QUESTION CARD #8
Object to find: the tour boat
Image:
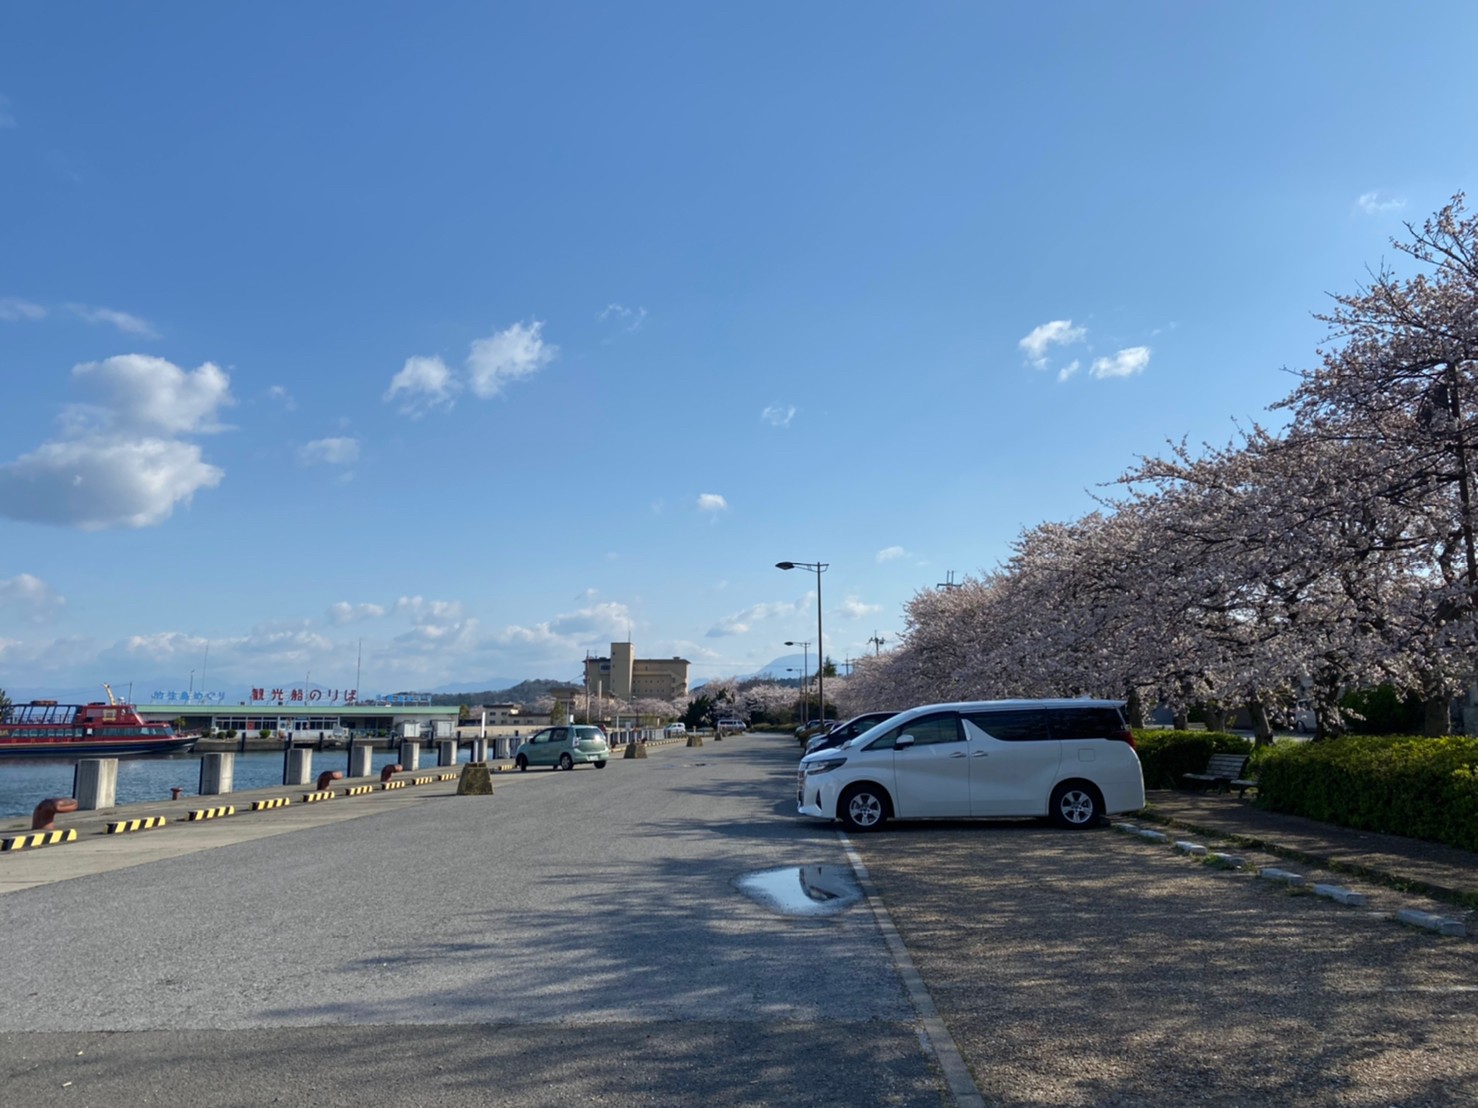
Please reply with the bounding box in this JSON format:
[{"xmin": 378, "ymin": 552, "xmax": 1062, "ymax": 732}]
[{"xmin": 0, "ymin": 694, "xmax": 197, "ymax": 759}]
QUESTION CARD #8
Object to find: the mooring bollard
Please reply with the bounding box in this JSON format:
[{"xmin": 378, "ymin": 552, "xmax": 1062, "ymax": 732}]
[
  {"xmin": 316, "ymin": 770, "xmax": 343, "ymax": 791},
  {"xmin": 199, "ymin": 751, "xmax": 234, "ymax": 796},
  {"xmin": 32, "ymin": 797, "xmax": 78, "ymax": 831},
  {"xmin": 170, "ymin": 787, "xmax": 183, "ymax": 800},
  {"xmin": 380, "ymin": 763, "xmax": 403, "ymax": 783},
  {"xmin": 285, "ymin": 747, "xmax": 313, "ymax": 786},
  {"xmin": 74, "ymin": 758, "xmax": 119, "ymax": 810}
]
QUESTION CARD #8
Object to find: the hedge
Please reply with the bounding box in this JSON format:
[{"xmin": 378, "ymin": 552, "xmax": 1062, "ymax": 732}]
[
  {"xmin": 1132, "ymin": 730, "xmax": 1252, "ymax": 790},
  {"xmin": 1253, "ymin": 735, "xmax": 1478, "ymax": 853}
]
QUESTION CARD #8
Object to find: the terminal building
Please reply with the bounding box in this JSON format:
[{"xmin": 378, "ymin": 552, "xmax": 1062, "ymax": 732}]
[
  {"xmin": 582, "ymin": 643, "xmax": 689, "ymax": 702},
  {"xmin": 135, "ymin": 691, "xmax": 459, "ymax": 740}
]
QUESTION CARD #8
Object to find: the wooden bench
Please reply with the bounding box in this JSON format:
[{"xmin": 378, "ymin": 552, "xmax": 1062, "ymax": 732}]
[{"xmin": 1181, "ymin": 754, "xmax": 1257, "ymax": 796}]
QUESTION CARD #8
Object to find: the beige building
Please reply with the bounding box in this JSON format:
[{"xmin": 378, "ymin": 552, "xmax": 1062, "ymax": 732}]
[{"xmin": 583, "ymin": 642, "xmax": 690, "ymax": 702}]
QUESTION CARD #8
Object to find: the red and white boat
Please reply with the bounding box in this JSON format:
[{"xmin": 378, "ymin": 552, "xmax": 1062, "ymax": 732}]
[{"xmin": 0, "ymin": 692, "xmax": 196, "ymax": 759}]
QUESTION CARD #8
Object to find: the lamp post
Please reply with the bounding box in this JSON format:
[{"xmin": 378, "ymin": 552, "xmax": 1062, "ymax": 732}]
[
  {"xmin": 786, "ymin": 667, "xmax": 809, "ymax": 724},
  {"xmin": 777, "ymin": 561, "xmax": 828, "ymax": 723},
  {"xmin": 785, "ymin": 640, "xmax": 810, "ymax": 722}
]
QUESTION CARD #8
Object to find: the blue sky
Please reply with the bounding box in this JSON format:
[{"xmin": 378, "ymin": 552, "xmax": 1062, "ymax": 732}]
[{"xmin": 2, "ymin": 2, "xmax": 1476, "ymax": 698}]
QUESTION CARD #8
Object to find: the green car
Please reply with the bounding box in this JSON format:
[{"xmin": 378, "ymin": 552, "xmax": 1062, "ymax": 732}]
[{"xmin": 514, "ymin": 725, "xmax": 611, "ymax": 771}]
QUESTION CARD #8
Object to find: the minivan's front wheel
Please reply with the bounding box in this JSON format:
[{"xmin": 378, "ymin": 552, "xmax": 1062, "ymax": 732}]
[
  {"xmin": 558, "ymin": 753, "xmax": 574, "ymax": 771},
  {"xmin": 1050, "ymin": 781, "xmax": 1102, "ymax": 828},
  {"xmin": 838, "ymin": 784, "xmax": 889, "ymax": 832}
]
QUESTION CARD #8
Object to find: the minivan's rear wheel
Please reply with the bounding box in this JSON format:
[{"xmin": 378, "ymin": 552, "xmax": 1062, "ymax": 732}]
[
  {"xmin": 838, "ymin": 784, "xmax": 889, "ymax": 832},
  {"xmin": 1050, "ymin": 782, "xmax": 1102, "ymax": 828},
  {"xmin": 558, "ymin": 753, "xmax": 574, "ymax": 771},
  {"xmin": 515, "ymin": 755, "xmax": 528, "ymax": 772}
]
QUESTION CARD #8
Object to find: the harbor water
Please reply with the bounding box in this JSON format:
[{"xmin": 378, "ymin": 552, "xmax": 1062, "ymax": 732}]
[{"xmin": 0, "ymin": 749, "xmax": 416, "ymax": 820}]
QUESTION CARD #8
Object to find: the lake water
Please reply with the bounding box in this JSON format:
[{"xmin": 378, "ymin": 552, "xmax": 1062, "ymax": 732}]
[{"xmin": 0, "ymin": 749, "xmax": 418, "ymax": 819}]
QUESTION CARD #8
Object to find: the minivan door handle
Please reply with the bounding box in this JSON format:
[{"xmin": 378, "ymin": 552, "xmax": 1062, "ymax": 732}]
[
  {"xmin": 949, "ymin": 751, "xmax": 967, "ymax": 758},
  {"xmin": 972, "ymin": 751, "xmax": 989, "ymax": 757}
]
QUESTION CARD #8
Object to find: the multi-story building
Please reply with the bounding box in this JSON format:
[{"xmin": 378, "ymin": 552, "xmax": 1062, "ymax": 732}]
[{"xmin": 583, "ymin": 642, "xmax": 689, "ymax": 702}]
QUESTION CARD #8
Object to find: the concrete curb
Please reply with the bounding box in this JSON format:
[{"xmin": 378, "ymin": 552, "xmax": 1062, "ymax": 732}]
[{"xmin": 105, "ymin": 816, "xmax": 167, "ymax": 835}]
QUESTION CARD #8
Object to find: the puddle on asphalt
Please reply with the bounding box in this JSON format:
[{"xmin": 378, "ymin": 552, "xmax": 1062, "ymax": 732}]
[{"xmin": 734, "ymin": 865, "xmax": 862, "ymax": 917}]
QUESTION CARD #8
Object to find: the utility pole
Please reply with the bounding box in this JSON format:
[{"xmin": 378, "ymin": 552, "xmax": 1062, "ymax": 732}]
[
  {"xmin": 937, "ymin": 570, "xmax": 961, "ymax": 590},
  {"xmin": 867, "ymin": 631, "xmax": 887, "ymax": 655}
]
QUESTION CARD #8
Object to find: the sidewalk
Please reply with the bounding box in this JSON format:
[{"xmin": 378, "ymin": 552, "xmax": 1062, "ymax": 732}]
[{"xmin": 1138, "ymin": 789, "xmax": 1478, "ymax": 907}]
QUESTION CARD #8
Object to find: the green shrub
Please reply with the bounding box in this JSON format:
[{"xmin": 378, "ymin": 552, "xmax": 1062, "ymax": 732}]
[
  {"xmin": 1339, "ymin": 684, "xmax": 1424, "ymax": 735},
  {"xmin": 1133, "ymin": 730, "xmax": 1252, "ymax": 790},
  {"xmin": 1255, "ymin": 735, "xmax": 1478, "ymax": 852}
]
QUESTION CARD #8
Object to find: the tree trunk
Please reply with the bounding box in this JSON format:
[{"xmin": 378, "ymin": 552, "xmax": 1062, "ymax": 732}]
[
  {"xmin": 1172, "ymin": 708, "xmax": 1189, "ymax": 731},
  {"xmin": 1124, "ymin": 686, "xmax": 1145, "ymax": 728},
  {"xmin": 1422, "ymin": 695, "xmax": 1449, "ymax": 737},
  {"xmin": 1203, "ymin": 706, "xmax": 1229, "ymax": 734},
  {"xmin": 1245, "ymin": 697, "xmax": 1274, "ymax": 748}
]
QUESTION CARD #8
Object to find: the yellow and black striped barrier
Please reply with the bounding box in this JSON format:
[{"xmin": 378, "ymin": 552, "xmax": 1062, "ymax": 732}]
[
  {"xmin": 437, "ymin": 773, "xmax": 458, "ymax": 781},
  {"xmin": 410, "ymin": 776, "xmax": 434, "ymax": 786},
  {"xmin": 301, "ymin": 790, "xmax": 335, "ymax": 803},
  {"xmin": 381, "ymin": 780, "xmax": 406, "ymax": 790},
  {"xmin": 343, "ymin": 785, "xmax": 375, "ymax": 796},
  {"xmin": 251, "ymin": 797, "xmax": 292, "ymax": 811},
  {"xmin": 1, "ymin": 828, "xmax": 78, "ymax": 851},
  {"xmin": 107, "ymin": 816, "xmax": 167, "ymax": 834},
  {"xmin": 186, "ymin": 806, "xmax": 236, "ymax": 821}
]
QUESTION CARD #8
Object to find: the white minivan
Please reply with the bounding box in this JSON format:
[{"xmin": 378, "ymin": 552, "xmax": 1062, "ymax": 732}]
[{"xmin": 796, "ymin": 699, "xmax": 1145, "ymax": 831}]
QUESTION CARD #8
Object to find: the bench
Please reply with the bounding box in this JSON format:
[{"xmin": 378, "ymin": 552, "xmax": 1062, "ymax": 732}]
[{"xmin": 1181, "ymin": 754, "xmax": 1257, "ymax": 797}]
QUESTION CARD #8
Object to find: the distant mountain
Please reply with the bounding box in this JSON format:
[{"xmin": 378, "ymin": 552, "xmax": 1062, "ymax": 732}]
[{"xmin": 429, "ymin": 679, "xmax": 570, "ymax": 707}]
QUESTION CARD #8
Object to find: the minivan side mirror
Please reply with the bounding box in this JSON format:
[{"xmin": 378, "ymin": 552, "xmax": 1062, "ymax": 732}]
[{"xmin": 895, "ymin": 734, "xmax": 915, "ymax": 748}]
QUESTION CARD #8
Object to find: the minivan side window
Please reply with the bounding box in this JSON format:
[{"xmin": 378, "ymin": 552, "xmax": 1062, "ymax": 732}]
[
  {"xmin": 1046, "ymin": 707, "xmax": 1123, "ymax": 740},
  {"xmin": 867, "ymin": 713, "xmax": 960, "ymax": 750},
  {"xmin": 963, "ymin": 709, "xmax": 1050, "ymax": 742}
]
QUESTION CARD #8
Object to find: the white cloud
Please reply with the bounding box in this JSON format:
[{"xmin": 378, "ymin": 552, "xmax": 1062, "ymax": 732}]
[
  {"xmin": 0, "ymin": 298, "xmax": 45, "ymax": 321},
  {"xmin": 696, "ymin": 493, "xmax": 728, "ymax": 513},
  {"xmin": 299, "ymin": 437, "xmax": 360, "ymax": 466},
  {"xmin": 876, "ymin": 546, "xmax": 906, "ymax": 563},
  {"xmin": 0, "ymin": 437, "xmax": 224, "ymax": 529},
  {"xmin": 1089, "ymin": 346, "xmax": 1151, "ymax": 379},
  {"xmin": 598, "ymin": 304, "xmax": 647, "ymax": 332},
  {"xmin": 327, "ymin": 601, "xmax": 386, "ymax": 625},
  {"xmin": 0, "ymin": 356, "xmax": 232, "ymax": 530},
  {"xmin": 496, "ymin": 601, "xmax": 631, "ymax": 650},
  {"xmin": 1357, "ymin": 191, "xmax": 1405, "ymax": 215},
  {"xmin": 266, "ymin": 384, "xmax": 297, "ymax": 411},
  {"xmin": 836, "ymin": 595, "xmax": 882, "ymax": 619},
  {"xmin": 394, "ymin": 596, "xmax": 466, "ymax": 625},
  {"xmin": 706, "ymin": 597, "xmax": 808, "ymax": 638},
  {"xmin": 0, "ymin": 94, "xmax": 15, "ymax": 128},
  {"xmin": 384, "ymin": 354, "xmax": 458, "ymax": 415},
  {"xmin": 1018, "ymin": 320, "xmax": 1087, "ymax": 369},
  {"xmin": 1057, "ymin": 359, "xmax": 1081, "ymax": 383},
  {"xmin": 762, "ymin": 404, "xmax": 796, "ymax": 428},
  {"xmin": 0, "ymin": 573, "xmax": 65, "ymax": 622},
  {"xmin": 70, "ymin": 356, "xmax": 233, "ymax": 436},
  {"xmin": 467, "ymin": 320, "xmax": 557, "ymax": 398},
  {"xmin": 67, "ymin": 304, "xmax": 160, "ymax": 339}
]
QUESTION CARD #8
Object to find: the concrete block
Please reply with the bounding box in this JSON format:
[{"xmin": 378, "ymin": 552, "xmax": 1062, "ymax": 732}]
[
  {"xmin": 1207, "ymin": 853, "xmax": 1248, "ymax": 868},
  {"xmin": 1313, "ymin": 884, "xmax": 1368, "ymax": 907},
  {"xmin": 456, "ymin": 762, "xmax": 494, "ymax": 795},
  {"xmin": 74, "ymin": 758, "xmax": 118, "ymax": 810},
  {"xmin": 199, "ymin": 752, "xmax": 234, "ymax": 795},
  {"xmin": 686, "ymin": 734, "xmax": 704, "ymax": 747},
  {"xmin": 285, "ymin": 747, "xmax": 313, "ymax": 786},
  {"xmin": 1174, "ymin": 841, "xmax": 1208, "ymax": 856},
  {"xmin": 624, "ymin": 740, "xmax": 647, "ymax": 759},
  {"xmin": 438, "ymin": 740, "xmax": 457, "ymax": 767},
  {"xmin": 348, "ymin": 743, "xmax": 373, "ymax": 778},
  {"xmin": 1396, "ymin": 909, "xmax": 1467, "ymax": 937},
  {"xmin": 1258, "ymin": 867, "xmax": 1306, "ymax": 886},
  {"xmin": 495, "ymin": 736, "xmax": 513, "ymax": 760},
  {"xmin": 399, "ymin": 741, "xmax": 420, "ymax": 771},
  {"xmin": 1112, "ymin": 822, "xmax": 1139, "ymax": 833},
  {"xmin": 1136, "ymin": 829, "xmax": 1169, "ymax": 842}
]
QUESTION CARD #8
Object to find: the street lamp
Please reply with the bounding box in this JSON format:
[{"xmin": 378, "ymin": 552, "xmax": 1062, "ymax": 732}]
[
  {"xmin": 777, "ymin": 561, "xmax": 828, "ymax": 723},
  {"xmin": 785, "ymin": 667, "xmax": 809, "ymax": 724},
  {"xmin": 785, "ymin": 640, "xmax": 810, "ymax": 721}
]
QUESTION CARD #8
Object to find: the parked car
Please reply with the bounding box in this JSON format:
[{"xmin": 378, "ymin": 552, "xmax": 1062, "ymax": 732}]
[
  {"xmin": 804, "ymin": 711, "xmax": 901, "ymax": 755},
  {"xmin": 663, "ymin": 722, "xmax": 687, "ymax": 737},
  {"xmin": 794, "ymin": 719, "xmax": 831, "ymax": 742},
  {"xmin": 716, "ymin": 718, "xmax": 746, "ymax": 731},
  {"xmin": 796, "ymin": 699, "xmax": 1144, "ymax": 832},
  {"xmin": 514, "ymin": 725, "xmax": 610, "ymax": 770}
]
